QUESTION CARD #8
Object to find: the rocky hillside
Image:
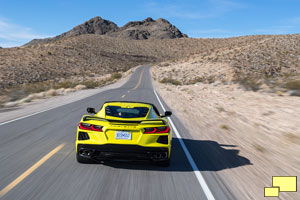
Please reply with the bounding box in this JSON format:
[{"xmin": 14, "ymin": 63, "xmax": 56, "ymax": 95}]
[
  {"xmin": 107, "ymin": 17, "xmax": 187, "ymax": 40},
  {"xmin": 0, "ymin": 35, "xmax": 199, "ymax": 89},
  {"xmin": 1, "ymin": 15, "xmax": 300, "ymax": 105},
  {"xmin": 2, "ymin": 34, "xmax": 300, "ymax": 90},
  {"xmin": 155, "ymin": 34, "xmax": 300, "ymax": 93},
  {"xmin": 26, "ymin": 16, "xmax": 187, "ymax": 46}
]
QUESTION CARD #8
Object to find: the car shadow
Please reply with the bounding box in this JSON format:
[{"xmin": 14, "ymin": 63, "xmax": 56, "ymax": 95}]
[{"xmin": 99, "ymin": 138, "xmax": 252, "ymax": 172}]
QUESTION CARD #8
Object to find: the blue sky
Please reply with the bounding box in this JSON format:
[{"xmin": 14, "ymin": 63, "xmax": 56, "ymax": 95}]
[{"xmin": 1, "ymin": 0, "xmax": 300, "ymax": 47}]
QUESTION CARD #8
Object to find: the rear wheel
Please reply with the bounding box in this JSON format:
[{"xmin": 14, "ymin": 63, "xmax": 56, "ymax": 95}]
[{"xmin": 76, "ymin": 153, "xmax": 93, "ymax": 164}]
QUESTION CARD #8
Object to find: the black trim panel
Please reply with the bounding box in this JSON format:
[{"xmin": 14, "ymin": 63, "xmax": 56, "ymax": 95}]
[{"xmin": 77, "ymin": 144, "xmax": 168, "ymax": 161}]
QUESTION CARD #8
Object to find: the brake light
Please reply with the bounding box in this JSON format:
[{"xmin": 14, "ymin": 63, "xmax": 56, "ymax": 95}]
[
  {"xmin": 91, "ymin": 125, "xmax": 103, "ymax": 132},
  {"xmin": 78, "ymin": 123, "xmax": 103, "ymax": 132},
  {"xmin": 79, "ymin": 123, "xmax": 92, "ymax": 130},
  {"xmin": 144, "ymin": 126, "xmax": 170, "ymax": 134},
  {"xmin": 144, "ymin": 127, "xmax": 157, "ymax": 133}
]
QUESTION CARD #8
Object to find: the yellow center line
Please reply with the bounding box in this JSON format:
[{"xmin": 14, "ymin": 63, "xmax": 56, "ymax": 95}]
[
  {"xmin": 131, "ymin": 67, "xmax": 145, "ymax": 90},
  {"xmin": 121, "ymin": 95, "xmax": 126, "ymax": 98},
  {"xmin": 0, "ymin": 143, "xmax": 65, "ymax": 199}
]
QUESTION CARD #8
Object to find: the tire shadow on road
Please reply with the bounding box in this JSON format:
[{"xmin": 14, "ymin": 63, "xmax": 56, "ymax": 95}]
[{"xmin": 99, "ymin": 138, "xmax": 252, "ymax": 172}]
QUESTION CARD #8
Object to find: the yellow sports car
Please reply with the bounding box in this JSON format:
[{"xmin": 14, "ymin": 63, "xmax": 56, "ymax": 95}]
[{"xmin": 76, "ymin": 101, "xmax": 172, "ymax": 166}]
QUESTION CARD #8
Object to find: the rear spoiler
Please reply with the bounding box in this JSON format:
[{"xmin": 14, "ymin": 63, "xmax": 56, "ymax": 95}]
[{"xmin": 82, "ymin": 115, "xmax": 166, "ymax": 125}]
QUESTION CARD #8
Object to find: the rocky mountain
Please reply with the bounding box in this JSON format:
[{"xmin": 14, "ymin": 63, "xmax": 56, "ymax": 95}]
[
  {"xmin": 26, "ymin": 16, "xmax": 187, "ymax": 46},
  {"xmin": 63, "ymin": 17, "xmax": 118, "ymax": 36},
  {"xmin": 107, "ymin": 17, "xmax": 187, "ymax": 40},
  {"xmin": 26, "ymin": 17, "xmax": 118, "ymax": 46}
]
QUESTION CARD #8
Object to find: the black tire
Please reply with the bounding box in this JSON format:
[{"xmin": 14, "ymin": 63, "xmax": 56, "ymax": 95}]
[{"xmin": 76, "ymin": 153, "xmax": 93, "ymax": 164}]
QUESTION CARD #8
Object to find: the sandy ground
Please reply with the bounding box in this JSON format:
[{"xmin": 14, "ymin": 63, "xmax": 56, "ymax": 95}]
[
  {"xmin": 152, "ymin": 66, "xmax": 300, "ymax": 200},
  {"xmin": 0, "ymin": 66, "xmax": 139, "ymax": 124}
]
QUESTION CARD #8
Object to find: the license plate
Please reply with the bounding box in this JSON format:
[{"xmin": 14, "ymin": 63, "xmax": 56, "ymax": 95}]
[{"xmin": 115, "ymin": 131, "xmax": 132, "ymax": 140}]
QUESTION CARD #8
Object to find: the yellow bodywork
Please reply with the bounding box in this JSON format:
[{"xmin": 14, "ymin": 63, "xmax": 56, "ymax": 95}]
[{"xmin": 76, "ymin": 102, "xmax": 172, "ymax": 158}]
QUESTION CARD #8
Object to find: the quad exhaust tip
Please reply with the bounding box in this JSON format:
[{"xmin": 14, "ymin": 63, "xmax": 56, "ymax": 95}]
[
  {"xmin": 152, "ymin": 152, "xmax": 168, "ymax": 161},
  {"xmin": 79, "ymin": 149, "xmax": 94, "ymax": 158}
]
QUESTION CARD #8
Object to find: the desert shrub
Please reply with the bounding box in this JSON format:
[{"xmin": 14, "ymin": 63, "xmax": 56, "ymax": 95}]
[
  {"xmin": 187, "ymin": 77, "xmax": 204, "ymax": 85},
  {"xmin": 242, "ymin": 78, "xmax": 262, "ymax": 91},
  {"xmin": 121, "ymin": 66, "xmax": 131, "ymax": 72},
  {"xmin": 111, "ymin": 72, "xmax": 122, "ymax": 80},
  {"xmin": 54, "ymin": 80, "xmax": 77, "ymax": 89},
  {"xmin": 161, "ymin": 62, "xmax": 170, "ymax": 67},
  {"xmin": 234, "ymin": 73, "xmax": 262, "ymax": 91},
  {"xmin": 285, "ymin": 80, "xmax": 300, "ymax": 90},
  {"xmin": 46, "ymin": 89, "xmax": 58, "ymax": 96},
  {"xmin": 7, "ymin": 89, "xmax": 27, "ymax": 101},
  {"xmin": 217, "ymin": 106, "xmax": 225, "ymax": 112},
  {"xmin": 23, "ymin": 82, "xmax": 50, "ymax": 93},
  {"xmin": 160, "ymin": 78, "xmax": 182, "ymax": 85},
  {"xmin": 6, "ymin": 82, "xmax": 51, "ymax": 101},
  {"xmin": 81, "ymin": 80, "xmax": 100, "ymax": 89},
  {"xmin": 220, "ymin": 124, "xmax": 230, "ymax": 130},
  {"xmin": 207, "ymin": 76, "xmax": 216, "ymax": 84}
]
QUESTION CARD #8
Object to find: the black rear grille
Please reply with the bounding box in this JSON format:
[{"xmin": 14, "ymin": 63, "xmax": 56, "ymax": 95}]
[
  {"xmin": 157, "ymin": 136, "xmax": 168, "ymax": 144},
  {"xmin": 78, "ymin": 132, "xmax": 89, "ymax": 140}
]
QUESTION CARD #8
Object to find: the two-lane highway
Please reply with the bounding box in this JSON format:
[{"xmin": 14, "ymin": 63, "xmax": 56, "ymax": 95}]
[{"xmin": 0, "ymin": 65, "xmax": 237, "ymax": 200}]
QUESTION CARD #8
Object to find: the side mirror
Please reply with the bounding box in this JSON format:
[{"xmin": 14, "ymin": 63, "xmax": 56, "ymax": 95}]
[
  {"xmin": 161, "ymin": 111, "xmax": 172, "ymax": 117},
  {"xmin": 87, "ymin": 107, "xmax": 96, "ymax": 114}
]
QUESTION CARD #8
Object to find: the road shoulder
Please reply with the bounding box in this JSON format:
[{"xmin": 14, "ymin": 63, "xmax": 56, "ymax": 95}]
[{"xmin": 0, "ymin": 68, "xmax": 135, "ymax": 124}]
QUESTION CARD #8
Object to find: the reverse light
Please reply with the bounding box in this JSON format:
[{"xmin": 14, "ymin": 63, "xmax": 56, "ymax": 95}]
[
  {"xmin": 144, "ymin": 126, "xmax": 170, "ymax": 134},
  {"xmin": 79, "ymin": 123, "xmax": 103, "ymax": 132}
]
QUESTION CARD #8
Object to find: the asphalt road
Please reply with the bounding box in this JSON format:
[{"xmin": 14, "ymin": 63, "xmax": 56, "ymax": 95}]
[{"xmin": 0, "ymin": 65, "xmax": 238, "ymax": 200}]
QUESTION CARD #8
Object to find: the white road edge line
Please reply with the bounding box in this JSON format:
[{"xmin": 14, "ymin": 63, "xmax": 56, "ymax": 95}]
[
  {"xmin": 0, "ymin": 92, "xmax": 100, "ymax": 126},
  {"xmin": 153, "ymin": 89, "xmax": 215, "ymax": 200}
]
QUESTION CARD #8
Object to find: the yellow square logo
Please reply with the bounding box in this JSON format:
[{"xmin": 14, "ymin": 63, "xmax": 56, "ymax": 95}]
[
  {"xmin": 273, "ymin": 176, "xmax": 297, "ymax": 192},
  {"xmin": 264, "ymin": 187, "xmax": 279, "ymax": 197}
]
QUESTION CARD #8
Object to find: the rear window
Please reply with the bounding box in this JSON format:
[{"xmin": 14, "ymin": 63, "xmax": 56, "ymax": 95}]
[{"xmin": 105, "ymin": 106, "xmax": 149, "ymax": 118}]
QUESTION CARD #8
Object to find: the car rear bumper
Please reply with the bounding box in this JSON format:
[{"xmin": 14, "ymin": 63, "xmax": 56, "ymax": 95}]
[{"xmin": 77, "ymin": 144, "xmax": 169, "ymax": 161}]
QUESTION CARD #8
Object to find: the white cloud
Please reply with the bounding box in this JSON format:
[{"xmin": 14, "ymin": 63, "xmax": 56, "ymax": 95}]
[{"xmin": 0, "ymin": 18, "xmax": 51, "ymax": 47}]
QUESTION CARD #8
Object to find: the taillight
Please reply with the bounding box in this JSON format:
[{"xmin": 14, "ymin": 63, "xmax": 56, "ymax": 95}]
[
  {"xmin": 144, "ymin": 127, "xmax": 156, "ymax": 133},
  {"xmin": 91, "ymin": 125, "xmax": 103, "ymax": 132},
  {"xmin": 78, "ymin": 123, "xmax": 103, "ymax": 132},
  {"xmin": 156, "ymin": 126, "xmax": 170, "ymax": 133},
  {"xmin": 79, "ymin": 123, "xmax": 92, "ymax": 130},
  {"xmin": 144, "ymin": 126, "xmax": 170, "ymax": 134}
]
